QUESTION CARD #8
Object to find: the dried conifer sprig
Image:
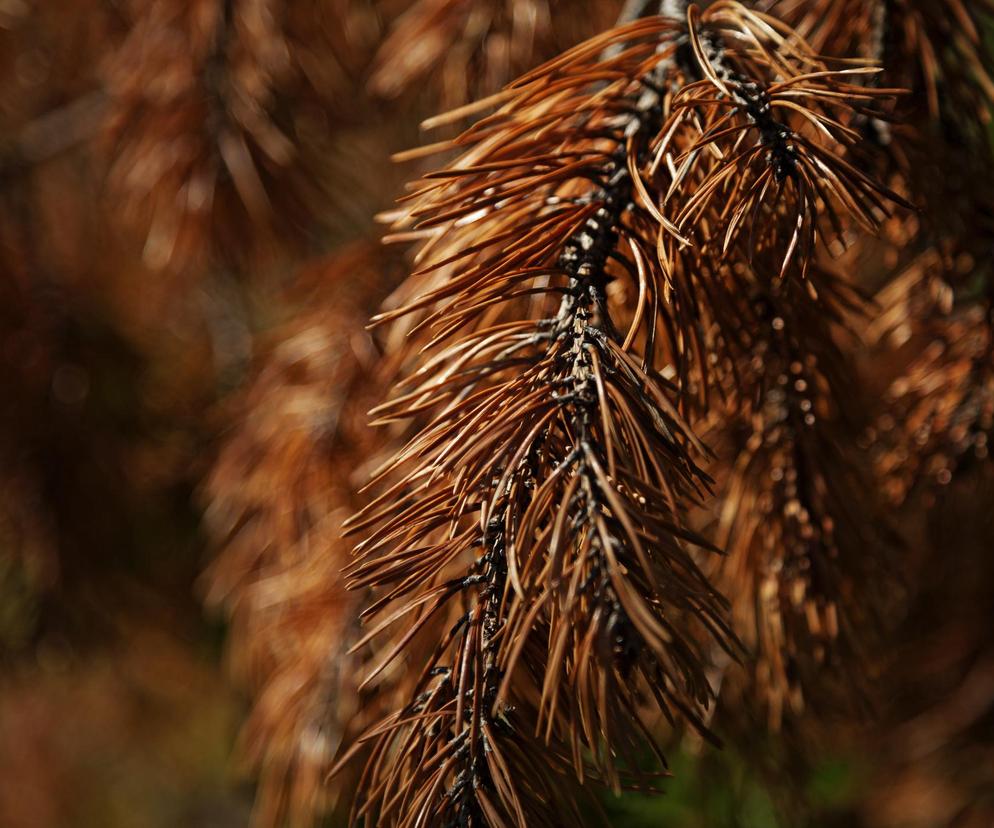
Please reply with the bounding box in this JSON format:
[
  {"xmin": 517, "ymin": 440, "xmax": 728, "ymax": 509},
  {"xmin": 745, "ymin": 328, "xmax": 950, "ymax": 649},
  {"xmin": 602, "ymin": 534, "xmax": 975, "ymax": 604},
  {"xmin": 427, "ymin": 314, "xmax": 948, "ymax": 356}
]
[
  {"xmin": 762, "ymin": 0, "xmax": 994, "ymax": 126},
  {"xmin": 370, "ymin": 0, "xmax": 547, "ymax": 103},
  {"xmin": 367, "ymin": 0, "xmax": 622, "ymax": 107},
  {"xmin": 344, "ymin": 4, "xmax": 907, "ymax": 824},
  {"xmin": 856, "ymin": 0, "xmax": 994, "ymax": 502},
  {"xmin": 873, "ymin": 267, "xmax": 994, "ymax": 500},
  {"xmin": 202, "ymin": 246, "xmax": 392, "ymax": 827},
  {"xmin": 633, "ymin": 2, "xmax": 906, "ymax": 410},
  {"xmin": 348, "ymin": 13, "xmax": 728, "ymax": 825},
  {"xmin": 704, "ymin": 258, "xmax": 892, "ymax": 726},
  {"xmin": 343, "ymin": 494, "xmax": 599, "ymax": 826},
  {"xmin": 104, "ymin": 0, "xmax": 358, "ymax": 269},
  {"xmin": 662, "ymin": 5, "xmax": 900, "ymax": 258}
]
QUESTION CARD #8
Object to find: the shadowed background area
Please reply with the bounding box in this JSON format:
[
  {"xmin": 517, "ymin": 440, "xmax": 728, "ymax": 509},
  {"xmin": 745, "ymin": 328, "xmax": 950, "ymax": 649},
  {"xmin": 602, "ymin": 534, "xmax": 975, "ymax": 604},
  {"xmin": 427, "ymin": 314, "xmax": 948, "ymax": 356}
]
[{"xmin": 0, "ymin": 1, "xmax": 992, "ymax": 826}]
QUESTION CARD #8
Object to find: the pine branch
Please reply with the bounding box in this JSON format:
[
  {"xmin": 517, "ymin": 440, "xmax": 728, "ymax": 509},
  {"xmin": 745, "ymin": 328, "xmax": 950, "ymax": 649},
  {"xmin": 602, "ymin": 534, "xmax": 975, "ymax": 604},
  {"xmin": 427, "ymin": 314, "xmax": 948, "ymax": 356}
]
[
  {"xmin": 632, "ymin": 1, "xmax": 906, "ymax": 413},
  {"xmin": 762, "ymin": 0, "xmax": 994, "ymax": 128},
  {"xmin": 368, "ymin": 0, "xmax": 614, "ymax": 105},
  {"xmin": 705, "ymin": 259, "xmax": 894, "ymax": 725},
  {"xmin": 202, "ymin": 244, "xmax": 394, "ymax": 827},
  {"xmin": 348, "ymin": 15, "xmax": 726, "ymax": 825},
  {"xmin": 344, "ymin": 3, "xmax": 905, "ymax": 824},
  {"xmin": 102, "ymin": 0, "xmax": 358, "ymax": 271},
  {"xmin": 847, "ymin": 1, "xmax": 994, "ymax": 501}
]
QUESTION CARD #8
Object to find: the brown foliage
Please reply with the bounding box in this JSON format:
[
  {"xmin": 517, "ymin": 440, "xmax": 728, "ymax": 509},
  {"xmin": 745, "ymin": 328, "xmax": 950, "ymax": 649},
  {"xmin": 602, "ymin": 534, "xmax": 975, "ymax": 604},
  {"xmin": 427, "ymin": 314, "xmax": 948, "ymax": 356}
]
[
  {"xmin": 765, "ymin": 0, "xmax": 994, "ymax": 124},
  {"xmin": 3, "ymin": 1, "xmax": 994, "ymax": 827},
  {"xmin": 702, "ymin": 264, "xmax": 892, "ymax": 726},
  {"xmin": 368, "ymin": 0, "xmax": 619, "ymax": 105},
  {"xmin": 202, "ymin": 243, "xmax": 397, "ymax": 825},
  {"xmin": 342, "ymin": 3, "xmax": 908, "ymax": 823},
  {"xmin": 102, "ymin": 0, "xmax": 372, "ymax": 271}
]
